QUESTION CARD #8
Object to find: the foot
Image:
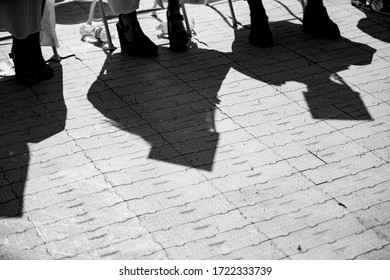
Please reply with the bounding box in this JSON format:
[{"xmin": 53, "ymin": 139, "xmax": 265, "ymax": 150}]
[
  {"xmin": 167, "ymin": 11, "xmax": 189, "ymax": 52},
  {"xmin": 303, "ymin": 4, "xmax": 341, "ymax": 39},
  {"xmin": 249, "ymin": 19, "xmax": 274, "ymax": 47},
  {"xmin": 117, "ymin": 13, "xmax": 158, "ymax": 56}
]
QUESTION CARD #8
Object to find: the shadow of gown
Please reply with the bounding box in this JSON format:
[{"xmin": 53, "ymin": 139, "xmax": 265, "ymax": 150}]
[
  {"xmin": 0, "ymin": 63, "xmax": 66, "ymax": 218},
  {"xmin": 87, "ymin": 21, "xmax": 376, "ymax": 171}
]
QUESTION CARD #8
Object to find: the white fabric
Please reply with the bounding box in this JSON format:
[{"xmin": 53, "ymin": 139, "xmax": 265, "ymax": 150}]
[
  {"xmin": 107, "ymin": 0, "xmax": 140, "ymax": 15},
  {"xmin": 41, "ymin": 0, "xmax": 59, "ymax": 47},
  {"xmin": 0, "ymin": 0, "xmax": 44, "ymax": 39}
]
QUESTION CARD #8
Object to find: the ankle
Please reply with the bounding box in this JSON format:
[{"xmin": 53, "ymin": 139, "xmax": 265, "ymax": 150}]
[{"xmin": 27, "ymin": 32, "xmax": 46, "ymax": 66}]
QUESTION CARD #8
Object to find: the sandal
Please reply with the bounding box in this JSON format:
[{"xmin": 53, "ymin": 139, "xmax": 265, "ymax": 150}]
[
  {"xmin": 116, "ymin": 12, "xmax": 158, "ymax": 56},
  {"xmin": 167, "ymin": 12, "xmax": 189, "ymax": 52}
]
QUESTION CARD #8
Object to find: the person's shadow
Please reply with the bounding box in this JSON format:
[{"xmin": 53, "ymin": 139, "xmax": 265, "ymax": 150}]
[
  {"xmin": 229, "ymin": 21, "xmax": 376, "ymax": 120},
  {"xmin": 87, "ymin": 21, "xmax": 376, "ymax": 171},
  {"xmin": 353, "ymin": 3, "xmax": 390, "ymax": 43},
  {"xmin": 0, "ymin": 63, "xmax": 66, "ymax": 218}
]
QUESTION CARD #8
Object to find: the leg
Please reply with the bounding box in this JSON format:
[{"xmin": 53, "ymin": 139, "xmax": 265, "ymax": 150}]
[
  {"xmin": 246, "ymin": 0, "xmax": 273, "ymax": 47},
  {"xmin": 11, "ymin": 36, "xmax": 40, "ymax": 85},
  {"xmin": 10, "ymin": 0, "xmax": 53, "ymax": 85},
  {"xmin": 28, "ymin": 31, "xmax": 54, "ymax": 81},
  {"xmin": 34, "ymin": 0, "xmax": 54, "ymax": 81},
  {"xmin": 303, "ymin": 0, "xmax": 340, "ymax": 39},
  {"xmin": 166, "ymin": 0, "xmax": 189, "ymax": 52}
]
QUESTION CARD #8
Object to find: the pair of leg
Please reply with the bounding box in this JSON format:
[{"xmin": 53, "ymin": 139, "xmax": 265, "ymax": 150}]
[
  {"xmin": 11, "ymin": 33, "xmax": 54, "ymax": 85},
  {"xmin": 109, "ymin": 0, "xmax": 188, "ymax": 56},
  {"xmin": 0, "ymin": 0, "xmax": 54, "ymax": 85},
  {"xmin": 247, "ymin": 0, "xmax": 341, "ymax": 47}
]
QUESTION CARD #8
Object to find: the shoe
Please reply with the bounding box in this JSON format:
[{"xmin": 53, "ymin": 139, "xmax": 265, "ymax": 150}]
[
  {"xmin": 249, "ymin": 19, "xmax": 274, "ymax": 47},
  {"xmin": 10, "ymin": 36, "xmax": 40, "ymax": 86},
  {"xmin": 246, "ymin": 0, "xmax": 273, "ymax": 47},
  {"xmin": 303, "ymin": 4, "xmax": 341, "ymax": 39},
  {"xmin": 167, "ymin": 12, "xmax": 188, "ymax": 52},
  {"xmin": 116, "ymin": 12, "xmax": 158, "ymax": 56}
]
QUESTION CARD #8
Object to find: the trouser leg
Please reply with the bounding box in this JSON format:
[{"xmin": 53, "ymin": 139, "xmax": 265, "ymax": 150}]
[
  {"xmin": 246, "ymin": 0, "xmax": 273, "ymax": 47},
  {"xmin": 246, "ymin": 0, "xmax": 268, "ymax": 22},
  {"xmin": 303, "ymin": 0, "xmax": 341, "ymax": 39}
]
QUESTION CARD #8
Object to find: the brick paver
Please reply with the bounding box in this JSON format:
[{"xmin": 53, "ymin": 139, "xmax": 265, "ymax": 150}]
[{"xmin": 1, "ymin": 0, "xmax": 390, "ymax": 259}]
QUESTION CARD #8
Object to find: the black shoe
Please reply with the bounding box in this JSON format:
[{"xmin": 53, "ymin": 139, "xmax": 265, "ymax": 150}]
[
  {"xmin": 116, "ymin": 12, "xmax": 158, "ymax": 56},
  {"xmin": 249, "ymin": 19, "xmax": 274, "ymax": 47},
  {"xmin": 303, "ymin": 4, "xmax": 341, "ymax": 39}
]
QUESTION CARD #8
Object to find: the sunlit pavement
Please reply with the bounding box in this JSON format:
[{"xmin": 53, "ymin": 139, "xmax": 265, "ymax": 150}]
[{"xmin": 1, "ymin": 0, "xmax": 390, "ymax": 260}]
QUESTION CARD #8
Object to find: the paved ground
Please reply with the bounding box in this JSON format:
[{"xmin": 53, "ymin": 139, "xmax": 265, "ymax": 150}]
[{"xmin": 1, "ymin": 0, "xmax": 390, "ymax": 260}]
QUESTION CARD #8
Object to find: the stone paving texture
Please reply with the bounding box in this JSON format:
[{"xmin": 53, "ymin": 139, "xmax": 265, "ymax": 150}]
[{"xmin": 0, "ymin": 0, "xmax": 390, "ymax": 260}]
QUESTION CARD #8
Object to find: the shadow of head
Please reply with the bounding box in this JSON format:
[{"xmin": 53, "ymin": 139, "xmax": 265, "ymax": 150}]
[
  {"xmin": 230, "ymin": 22, "xmax": 376, "ymax": 120},
  {"xmin": 87, "ymin": 20, "xmax": 377, "ymax": 171},
  {"xmin": 87, "ymin": 52, "xmax": 223, "ymax": 171},
  {"xmin": 354, "ymin": 4, "xmax": 390, "ymax": 44}
]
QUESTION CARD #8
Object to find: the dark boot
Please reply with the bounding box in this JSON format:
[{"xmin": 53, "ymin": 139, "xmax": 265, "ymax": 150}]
[
  {"xmin": 10, "ymin": 36, "xmax": 40, "ymax": 86},
  {"xmin": 247, "ymin": 0, "xmax": 273, "ymax": 47},
  {"xmin": 27, "ymin": 32, "xmax": 54, "ymax": 81},
  {"xmin": 116, "ymin": 12, "xmax": 158, "ymax": 56},
  {"xmin": 303, "ymin": 0, "xmax": 341, "ymax": 39}
]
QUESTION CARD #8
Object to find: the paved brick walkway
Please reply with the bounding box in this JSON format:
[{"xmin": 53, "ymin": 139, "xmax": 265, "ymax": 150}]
[{"xmin": 1, "ymin": 0, "xmax": 390, "ymax": 260}]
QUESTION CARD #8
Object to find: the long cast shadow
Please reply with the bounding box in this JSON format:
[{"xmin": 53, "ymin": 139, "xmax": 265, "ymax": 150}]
[
  {"xmin": 353, "ymin": 4, "xmax": 390, "ymax": 43},
  {"xmin": 230, "ymin": 21, "xmax": 376, "ymax": 120},
  {"xmin": 0, "ymin": 63, "xmax": 66, "ymax": 218},
  {"xmin": 87, "ymin": 52, "xmax": 221, "ymax": 171},
  {"xmin": 87, "ymin": 22, "xmax": 375, "ymax": 171}
]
